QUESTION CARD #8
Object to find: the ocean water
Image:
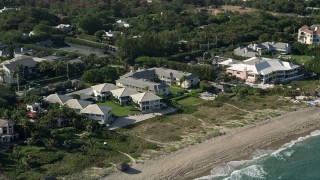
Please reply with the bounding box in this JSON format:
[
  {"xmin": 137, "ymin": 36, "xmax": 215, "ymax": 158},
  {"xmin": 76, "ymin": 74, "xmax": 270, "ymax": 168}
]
[{"xmin": 196, "ymin": 130, "xmax": 320, "ymax": 180}]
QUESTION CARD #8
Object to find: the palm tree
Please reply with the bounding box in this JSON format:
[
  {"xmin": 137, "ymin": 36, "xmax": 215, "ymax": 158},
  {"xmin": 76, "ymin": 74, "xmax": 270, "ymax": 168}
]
[
  {"xmin": 12, "ymin": 64, "xmax": 24, "ymax": 92},
  {"xmin": 0, "ymin": 69, "xmax": 5, "ymax": 83}
]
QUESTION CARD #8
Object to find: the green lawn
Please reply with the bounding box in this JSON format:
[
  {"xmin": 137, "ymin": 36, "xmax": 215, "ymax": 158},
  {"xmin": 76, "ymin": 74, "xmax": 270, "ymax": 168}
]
[
  {"xmin": 169, "ymin": 86, "xmax": 186, "ymax": 94},
  {"xmin": 177, "ymin": 97, "xmax": 205, "ymax": 106},
  {"xmin": 33, "ymin": 76, "xmax": 68, "ymax": 85},
  {"xmin": 78, "ymin": 34, "xmax": 99, "ymax": 42},
  {"xmin": 277, "ymin": 55, "xmax": 314, "ymax": 65},
  {"xmin": 98, "ymin": 101, "xmax": 140, "ymax": 117}
]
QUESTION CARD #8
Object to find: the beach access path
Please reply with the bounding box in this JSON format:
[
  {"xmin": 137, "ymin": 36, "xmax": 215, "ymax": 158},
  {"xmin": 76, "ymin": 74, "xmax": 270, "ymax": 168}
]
[
  {"xmin": 107, "ymin": 107, "xmax": 177, "ymax": 130},
  {"xmin": 104, "ymin": 106, "xmax": 320, "ymax": 180}
]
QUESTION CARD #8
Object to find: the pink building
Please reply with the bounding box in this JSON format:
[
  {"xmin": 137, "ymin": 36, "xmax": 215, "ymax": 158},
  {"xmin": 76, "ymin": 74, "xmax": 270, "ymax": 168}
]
[{"xmin": 226, "ymin": 57, "xmax": 300, "ymax": 84}]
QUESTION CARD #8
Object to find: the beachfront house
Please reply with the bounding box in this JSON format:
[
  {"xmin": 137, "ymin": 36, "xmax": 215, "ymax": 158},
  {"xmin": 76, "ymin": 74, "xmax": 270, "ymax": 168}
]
[
  {"xmin": 226, "ymin": 57, "xmax": 301, "ymax": 84},
  {"xmin": 0, "ymin": 119, "xmax": 18, "ymax": 142},
  {"xmin": 110, "ymin": 87, "xmax": 138, "ymax": 105},
  {"xmin": 116, "ymin": 67, "xmax": 198, "ymax": 95},
  {"xmin": 92, "ymin": 83, "xmax": 118, "ymax": 101},
  {"xmin": 80, "ymin": 104, "xmax": 113, "ymax": 124},
  {"xmin": 130, "ymin": 92, "xmax": 162, "ymax": 111},
  {"xmin": 116, "ymin": 77, "xmax": 170, "ymax": 96}
]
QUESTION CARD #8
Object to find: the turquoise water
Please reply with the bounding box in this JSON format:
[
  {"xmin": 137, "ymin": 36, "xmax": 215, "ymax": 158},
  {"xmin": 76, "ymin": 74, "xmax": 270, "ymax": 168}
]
[{"xmin": 196, "ymin": 130, "xmax": 320, "ymax": 180}]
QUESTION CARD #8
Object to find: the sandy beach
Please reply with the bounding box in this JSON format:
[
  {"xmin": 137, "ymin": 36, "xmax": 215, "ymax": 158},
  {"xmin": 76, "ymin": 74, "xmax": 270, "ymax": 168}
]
[{"xmin": 105, "ymin": 106, "xmax": 320, "ymax": 180}]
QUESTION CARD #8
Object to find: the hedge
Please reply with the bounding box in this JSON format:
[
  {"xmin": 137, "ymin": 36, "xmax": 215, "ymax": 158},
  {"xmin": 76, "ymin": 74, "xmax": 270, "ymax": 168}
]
[
  {"xmin": 65, "ymin": 37, "xmax": 109, "ymax": 49},
  {"xmin": 167, "ymin": 50, "xmax": 203, "ymax": 62}
]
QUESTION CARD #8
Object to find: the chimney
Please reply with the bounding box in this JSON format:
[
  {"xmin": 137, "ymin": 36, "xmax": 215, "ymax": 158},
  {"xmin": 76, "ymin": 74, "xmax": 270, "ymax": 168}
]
[{"xmin": 243, "ymin": 67, "xmax": 248, "ymax": 79}]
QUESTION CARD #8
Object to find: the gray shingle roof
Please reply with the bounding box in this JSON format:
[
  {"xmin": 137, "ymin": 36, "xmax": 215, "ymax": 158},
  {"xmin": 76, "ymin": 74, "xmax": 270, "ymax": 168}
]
[
  {"xmin": 130, "ymin": 92, "xmax": 162, "ymax": 102},
  {"xmin": 92, "ymin": 83, "xmax": 117, "ymax": 93},
  {"xmin": 2, "ymin": 57, "xmax": 37, "ymax": 71},
  {"xmin": 111, "ymin": 87, "xmax": 139, "ymax": 98},
  {"xmin": 44, "ymin": 93, "xmax": 72, "ymax": 105},
  {"xmin": 0, "ymin": 119, "xmax": 14, "ymax": 127},
  {"xmin": 151, "ymin": 67, "xmax": 196, "ymax": 80},
  {"xmin": 116, "ymin": 77, "xmax": 169, "ymax": 91},
  {"xmin": 80, "ymin": 104, "xmax": 112, "ymax": 115},
  {"xmin": 64, "ymin": 99, "xmax": 92, "ymax": 110}
]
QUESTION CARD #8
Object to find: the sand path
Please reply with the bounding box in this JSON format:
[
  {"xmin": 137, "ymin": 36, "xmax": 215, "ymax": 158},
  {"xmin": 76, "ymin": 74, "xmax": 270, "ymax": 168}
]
[{"xmin": 105, "ymin": 107, "xmax": 320, "ymax": 180}]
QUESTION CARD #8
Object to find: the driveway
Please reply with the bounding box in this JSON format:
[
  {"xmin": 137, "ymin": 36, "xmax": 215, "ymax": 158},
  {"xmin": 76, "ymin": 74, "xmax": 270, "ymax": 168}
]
[{"xmin": 107, "ymin": 107, "xmax": 177, "ymax": 130}]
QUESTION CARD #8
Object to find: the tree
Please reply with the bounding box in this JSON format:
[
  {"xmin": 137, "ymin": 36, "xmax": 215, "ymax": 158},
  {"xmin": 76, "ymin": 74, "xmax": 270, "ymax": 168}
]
[
  {"xmin": 82, "ymin": 69, "xmax": 102, "ymax": 83},
  {"xmin": 200, "ymin": 80, "xmax": 213, "ymax": 92},
  {"xmin": 78, "ymin": 16, "xmax": 104, "ymax": 35},
  {"xmin": 0, "ymin": 83, "xmax": 16, "ymax": 108},
  {"xmin": 95, "ymin": 30, "xmax": 105, "ymax": 42},
  {"xmin": 0, "ymin": 69, "xmax": 5, "ymax": 83}
]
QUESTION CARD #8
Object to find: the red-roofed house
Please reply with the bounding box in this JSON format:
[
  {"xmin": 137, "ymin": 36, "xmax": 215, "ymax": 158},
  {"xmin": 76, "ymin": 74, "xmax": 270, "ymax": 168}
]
[{"xmin": 298, "ymin": 25, "xmax": 320, "ymax": 45}]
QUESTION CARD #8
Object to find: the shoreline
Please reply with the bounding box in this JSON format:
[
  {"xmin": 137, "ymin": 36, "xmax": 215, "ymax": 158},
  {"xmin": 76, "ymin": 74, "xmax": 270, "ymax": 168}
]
[
  {"xmin": 105, "ymin": 106, "xmax": 320, "ymax": 180},
  {"xmin": 183, "ymin": 127, "xmax": 319, "ymax": 180}
]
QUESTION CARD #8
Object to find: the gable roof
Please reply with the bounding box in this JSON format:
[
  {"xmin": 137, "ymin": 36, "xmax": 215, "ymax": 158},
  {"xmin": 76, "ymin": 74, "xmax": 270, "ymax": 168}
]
[
  {"xmin": 44, "ymin": 93, "xmax": 72, "ymax": 105},
  {"xmin": 0, "ymin": 119, "xmax": 14, "ymax": 127},
  {"xmin": 2, "ymin": 57, "xmax": 37, "ymax": 71},
  {"xmin": 130, "ymin": 92, "xmax": 162, "ymax": 102},
  {"xmin": 80, "ymin": 104, "xmax": 112, "ymax": 115},
  {"xmin": 64, "ymin": 99, "xmax": 92, "ymax": 110},
  {"xmin": 111, "ymin": 87, "xmax": 139, "ymax": 98},
  {"xmin": 92, "ymin": 83, "xmax": 117, "ymax": 93},
  {"xmin": 218, "ymin": 59, "xmax": 239, "ymax": 66},
  {"xmin": 227, "ymin": 57, "xmax": 299, "ymax": 75},
  {"xmin": 151, "ymin": 67, "xmax": 196, "ymax": 80},
  {"xmin": 116, "ymin": 77, "xmax": 169, "ymax": 91},
  {"xmin": 299, "ymin": 24, "xmax": 320, "ymax": 35}
]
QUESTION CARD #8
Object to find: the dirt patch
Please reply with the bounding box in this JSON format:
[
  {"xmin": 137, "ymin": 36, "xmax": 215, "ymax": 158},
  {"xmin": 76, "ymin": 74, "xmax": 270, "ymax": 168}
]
[{"xmin": 195, "ymin": 5, "xmax": 256, "ymax": 15}]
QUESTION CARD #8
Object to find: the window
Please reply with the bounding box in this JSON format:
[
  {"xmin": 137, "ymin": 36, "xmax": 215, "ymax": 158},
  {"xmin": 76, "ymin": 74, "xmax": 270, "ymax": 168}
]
[{"xmin": 237, "ymin": 71, "xmax": 241, "ymax": 74}]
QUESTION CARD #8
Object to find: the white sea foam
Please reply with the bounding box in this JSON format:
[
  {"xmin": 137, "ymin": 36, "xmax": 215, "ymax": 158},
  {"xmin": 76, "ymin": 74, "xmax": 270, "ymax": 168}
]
[
  {"xmin": 195, "ymin": 164, "xmax": 234, "ymax": 180},
  {"xmin": 197, "ymin": 130, "xmax": 320, "ymax": 180},
  {"xmin": 271, "ymin": 130, "xmax": 320, "ymax": 160},
  {"xmin": 252, "ymin": 149, "xmax": 273, "ymax": 159},
  {"xmin": 223, "ymin": 165, "xmax": 267, "ymax": 180}
]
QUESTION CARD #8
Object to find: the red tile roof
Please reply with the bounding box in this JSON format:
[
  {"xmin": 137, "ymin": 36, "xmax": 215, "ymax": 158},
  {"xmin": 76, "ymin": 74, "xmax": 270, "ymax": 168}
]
[{"xmin": 299, "ymin": 25, "xmax": 320, "ymax": 35}]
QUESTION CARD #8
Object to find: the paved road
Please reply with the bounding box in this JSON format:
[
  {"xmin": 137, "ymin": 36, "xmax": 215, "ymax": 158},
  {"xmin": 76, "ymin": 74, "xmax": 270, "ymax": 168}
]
[{"xmin": 107, "ymin": 107, "xmax": 177, "ymax": 130}]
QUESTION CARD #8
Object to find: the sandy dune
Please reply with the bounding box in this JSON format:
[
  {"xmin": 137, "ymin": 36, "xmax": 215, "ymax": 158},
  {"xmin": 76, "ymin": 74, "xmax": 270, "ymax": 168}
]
[{"xmin": 104, "ymin": 107, "xmax": 320, "ymax": 180}]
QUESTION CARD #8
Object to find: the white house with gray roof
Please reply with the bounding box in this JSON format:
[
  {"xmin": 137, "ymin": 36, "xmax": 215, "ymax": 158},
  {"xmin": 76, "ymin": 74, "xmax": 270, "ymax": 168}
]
[
  {"xmin": 92, "ymin": 83, "xmax": 117, "ymax": 100},
  {"xmin": 44, "ymin": 93, "xmax": 72, "ymax": 105},
  {"xmin": 0, "ymin": 57, "xmax": 37, "ymax": 84},
  {"xmin": 0, "ymin": 119, "xmax": 18, "ymax": 142},
  {"xmin": 0, "ymin": 55, "xmax": 49, "ymax": 84},
  {"xmin": 116, "ymin": 77, "xmax": 169, "ymax": 95},
  {"xmin": 110, "ymin": 87, "xmax": 139, "ymax": 105},
  {"xmin": 151, "ymin": 67, "xmax": 199, "ymax": 88},
  {"xmin": 226, "ymin": 57, "xmax": 301, "ymax": 84},
  {"xmin": 234, "ymin": 42, "xmax": 291, "ymax": 58},
  {"xmin": 64, "ymin": 99, "xmax": 92, "ymax": 113},
  {"xmin": 80, "ymin": 104, "xmax": 113, "ymax": 124},
  {"xmin": 130, "ymin": 92, "xmax": 162, "ymax": 111},
  {"xmin": 117, "ymin": 68, "xmax": 199, "ymax": 94}
]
